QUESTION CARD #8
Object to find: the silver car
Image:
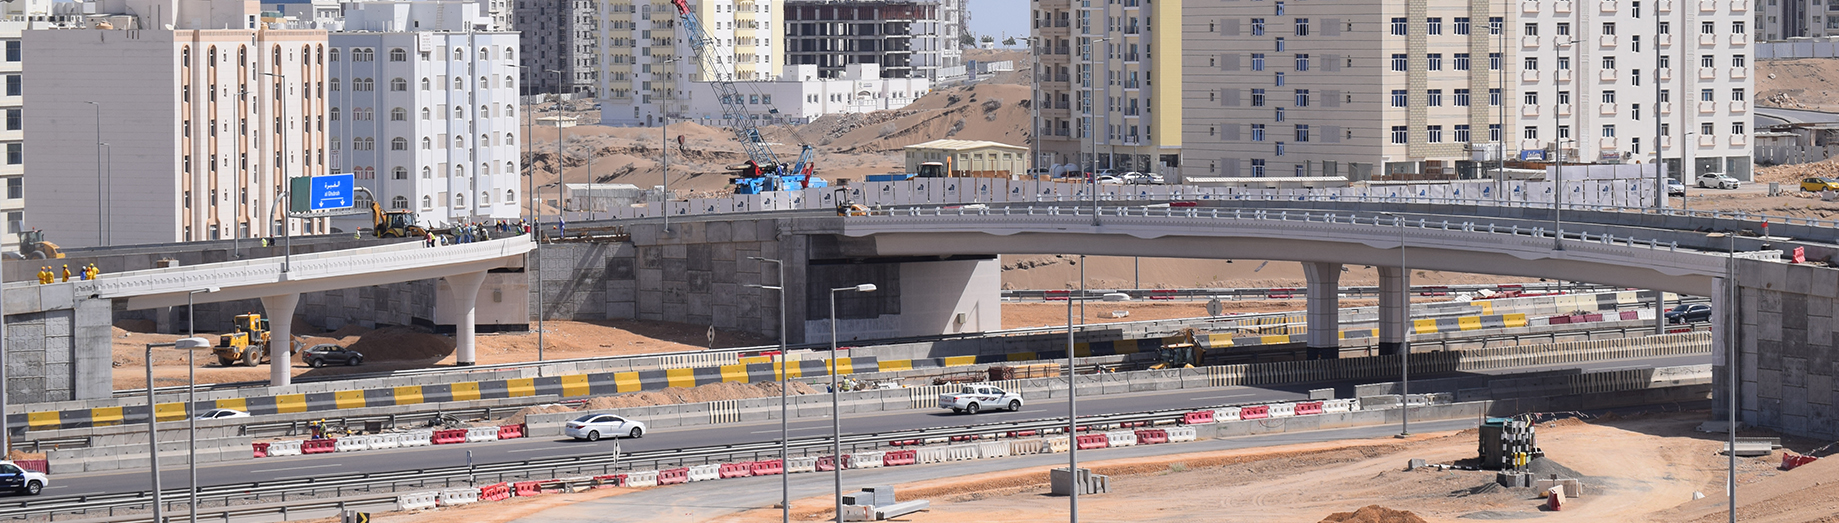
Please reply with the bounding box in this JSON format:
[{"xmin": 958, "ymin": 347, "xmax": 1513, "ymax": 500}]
[{"xmin": 563, "ymin": 413, "xmax": 646, "ymax": 441}]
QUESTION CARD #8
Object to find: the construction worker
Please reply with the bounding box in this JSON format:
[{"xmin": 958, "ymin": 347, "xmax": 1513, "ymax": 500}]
[
  {"xmin": 60, "ymin": 264, "xmax": 70, "ymax": 282},
  {"xmin": 36, "ymin": 267, "xmax": 48, "ymax": 284},
  {"xmin": 86, "ymin": 264, "xmax": 100, "ymax": 280}
]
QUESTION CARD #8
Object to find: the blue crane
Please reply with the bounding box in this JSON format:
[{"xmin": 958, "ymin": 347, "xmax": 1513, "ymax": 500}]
[{"xmin": 670, "ymin": 0, "xmax": 825, "ymax": 194}]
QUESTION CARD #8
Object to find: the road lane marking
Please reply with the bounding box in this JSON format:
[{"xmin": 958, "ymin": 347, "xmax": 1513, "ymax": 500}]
[
  {"xmin": 748, "ymin": 426, "xmax": 836, "ymax": 435},
  {"xmin": 1187, "ymin": 393, "xmax": 1256, "ymax": 401},
  {"xmin": 249, "ymin": 464, "xmax": 343, "ymax": 474},
  {"xmin": 507, "ymin": 446, "xmax": 579, "ymax": 453}
]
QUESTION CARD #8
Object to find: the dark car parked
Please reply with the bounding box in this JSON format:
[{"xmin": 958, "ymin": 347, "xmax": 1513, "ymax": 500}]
[
  {"xmin": 303, "ymin": 344, "xmax": 364, "ymax": 367},
  {"xmin": 1665, "ymin": 303, "xmax": 1712, "ymax": 324}
]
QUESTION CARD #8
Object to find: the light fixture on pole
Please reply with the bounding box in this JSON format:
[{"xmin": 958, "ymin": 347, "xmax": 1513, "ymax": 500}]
[
  {"xmin": 1707, "ymin": 231, "xmax": 1737, "ymax": 523},
  {"xmin": 185, "ymin": 287, "xmax": 218, "ymax": 523},
  {"xmin": 1381, "ymin": 212, "xmax": 1410, "ymax": 437},
  {"xmin": 146, "ymin": 337, "xmax": 211, "ymax": 523},
  {"xmin": 828, "ymin": 283, "xmax": 876, "ymax": 523},
  {"xmin": 259, "ymin": 71, "xmax": 293, "ymax": 273},
  {"xmin": 661, "ymin": 57, "xmax": 679, "ymax": 235},
  {"xmin": 744, "ymin": 256, "xmax": 789, "ymax": 523},
  {"xmin": 1063, "ymin": 287, "xmax": 1103, "ymax": 522},
  {"xmin": 1085, "ymin": 37, "xmax": 1108, "ymax": 226}
]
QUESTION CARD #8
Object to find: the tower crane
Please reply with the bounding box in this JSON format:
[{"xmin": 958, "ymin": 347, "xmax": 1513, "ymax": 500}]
[{"xmin": 670, "ymin": 0, "xmax": 825, "ymax": 194}]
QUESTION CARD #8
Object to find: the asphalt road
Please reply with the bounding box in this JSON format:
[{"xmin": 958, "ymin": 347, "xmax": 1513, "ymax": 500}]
[{"xmin": 28, "ymin": 351, "xmax": 1709, "ymax": 500}]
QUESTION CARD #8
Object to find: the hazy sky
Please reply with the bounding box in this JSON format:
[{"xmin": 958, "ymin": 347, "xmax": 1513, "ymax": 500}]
[{"xmin": 966, "ymin": 0, "xmax": 1031, "ymax": 44}]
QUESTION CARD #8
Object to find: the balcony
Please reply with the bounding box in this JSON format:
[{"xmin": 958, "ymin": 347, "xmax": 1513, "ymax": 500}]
[
  {"xmin": 1601, "ymin": 0, "xmax": 1618, "ymax": 11},
  {"xmin": 1699, "ymin": 101, "xmax": 1717, "ymax": 113},
  {"xmin": 1730, "ymin": 67, "xmax": 1749, "ymax": 79},
  {"xmin": 1731, "ymin": 0, "xmax": 1746, "ymax": 11},
  {"xmin": 1699, "ymin": 67, "xmax": 1718, "ymax": 79},
  {"xmin": 1522, "ymin": 70, "xmax": 1543, "ymax": 82},
  {"xmin": 1699, "ymin": 0, "xmax": 1717, "ymax": 11},
  {"xmin": 1522, "ymin": 35, "xmax": 1542, "ymax": 47},
  {"xmin": 1659, "ymin": 67, "xmax": 1673, "ymax": 80},
  {"xmin": 1558, "ymin": 103, "xmax": 1573, "ymax": 116},
  {"xmin": 1730, "ymin": 33, "xmax": 1748, "ymax": 45},
  {"xmin": 1658, "ymin": 0, "xmax": 1673, "ymax": 12},
  {"xmin": 1600, "ymin": 35, "xmax": 1617, "ymax": 47},
  {"xmin": 1521, "ymin": 139, "xmax": 1544, "ymax": 150},
  {"xmin": 1662, "ymin": 136, "xmax": 1673, "ymax": 148},
  {"xmin": 1559, "ymin": 38, "xmax": 1574, "ymax": 48},
  {"xmin": 1699, "ymin": 134, "xmax": 1717, "ymax": 147},
  {"xmin": 1730, "ymin": 134, "xmax": 1748, "ymax": 146},
  {"xmin": 1659, "ymin": 34, "xmax": 1673, "ymax": 47},
  {"xmin": 1522, "ymin": 0, "xmax": 1541, "ymax": 12},
  {"xmin": 1559, "ymin": 70, "xmax": 1574, "ymax": 82},
  {"xmin": 1600, "ymin": 103, "xmax": 1618, "ymax": 115},
  {"xmin": 1660, "ymin": 102, "xmax": 1673, "ymax": 114},
  {"xmin": 1700, "ymin": 34, "xmax": 1717, "ymax": 46},
  {"xmin": 1730, "ymin": 101, "xmax": 1748, "ymax": 113},
  {"xmin": 1600, "ymin": 68, "xmax": 1618, "ymax": 82},
  {"xmin": 1599, "ymin": 137, "xmax": 1618, "ymax": 149},
  {"xmin": 1556, "ymin": 0, "xmax": 1573, "ymax": 12},
  {"xmin": 1522, "ymin": 104, "xmax": 1542, "ymax": 117}
]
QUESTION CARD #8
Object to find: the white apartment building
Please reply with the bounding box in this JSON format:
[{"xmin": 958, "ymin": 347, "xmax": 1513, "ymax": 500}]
[
  {"xmin": 1033, "ymin": 0, "xmax": 1182, "ymax": 176},
  {"xmin": 661, "ymin": 63, "xmax": 927, "ymax": 124},
  {"xmin": 598, "ymin": 0, "xmax": 785, "ymax": 126},
  {"xmin": 0, "ymin": 0, "xmax": 54, "ymax": 252},
  {"xmin": 1757, "ymin": 0, "xmax": 1839, "ymax": 40},
  {"xmin": 327, "ymin": 0, "xmax": 522, "ymax": 230},
  {"xmin": 1182, "ymin": 0, "xmax": 1751, "ymax": 182},
  {"xmin": 23, "ymin": 0, "xmax": 330, "ymax": 248}
]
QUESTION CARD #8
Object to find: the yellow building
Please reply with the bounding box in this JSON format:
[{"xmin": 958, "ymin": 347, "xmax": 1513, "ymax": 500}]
[{"xmin": 903, "ymin": 139, "xmax": 1030, "ymax": 178}]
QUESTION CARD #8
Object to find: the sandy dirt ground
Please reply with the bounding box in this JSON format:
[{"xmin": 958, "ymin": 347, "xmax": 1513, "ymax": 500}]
[
  {"xmin": 1758, "ymin": 58, "xmax": 1839, "ymax": 113},
  {"xmin": 702, "ymin": 412, "xmax": 1834, "ymax": 523}
]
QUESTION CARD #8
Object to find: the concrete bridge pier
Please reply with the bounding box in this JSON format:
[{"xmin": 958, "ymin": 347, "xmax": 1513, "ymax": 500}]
[
  {"xmin": 261, "ymin": 293, "xmax": 300, "ymax": 387},
  {"xmin": 1303, "ymin": 262, "xmax": 1342, "ymax": 359},
  {"xmin": 1377, "ymin": 266, "xmax": 1408, "ymax": 356},
  {"xmin": 443, "ymin": 271, "xmax": 488, "ymax": 366}
]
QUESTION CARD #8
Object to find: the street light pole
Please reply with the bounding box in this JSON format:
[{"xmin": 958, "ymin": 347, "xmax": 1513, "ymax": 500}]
[
  {"xmin": 1065, "ymin": 287, "xmax": 1083, "ymax": 522},
  {"xmin": 829, "ymin": 283, "xmax": 876, "ymax": 523},
  {"xmin": 186, "ymin": 287, "xmax": 217, "ymax": 523},
  {"xmin": 145, "ymin": 343, "xmax": 164, "ymax": 523},
  {"xmin": 1086, "ymin": 37, "xmax": 1108, "ymax": 226},
  {"xmin": 744, "ymin": 257, "xmax": 788, "ymax": 523},
  {"xmin": 260, "ymin": 71, "xmax": 292, "ymax": 273},
  {"xmin": 1708, "ymin": 232, "xmax": 1737, "ymax": 523}
]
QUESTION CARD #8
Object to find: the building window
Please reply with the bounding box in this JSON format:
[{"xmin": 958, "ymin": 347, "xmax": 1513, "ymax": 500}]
[
  {"xmin": 1275, "ymin": 142, "xmax": 1286, "ymax": 156},
  {"xmin": 1732, "ymin": 88, "xmax": 1746, "ymax": 102},
  {"xmin": 1489, "ymin": 88, "xmax": 1502, "ymax": 106},
  {"xmin": 4, "ymin": 41, "xmax": 17, "ymax": 62},
  {"xmin": 1391, "ymin": 54, "xmax": 1407, "ymax": 72},
  {"xmin": 1274, "ymin": 1, "xmax": 1285, "ymax": 15},
  {"xmin": 1251, "ymin": 124, "xmax": 1266, "ymax": 141},
  {"xmin": 1392, "ymin": 17, "xmax": 1407, "ymax": 36},
  {"xmin": 391, "ymin": 196, "xmax": 409, "ymax": 209},
  {"xmin": 1295, "ymin": 18, "xmax": 1309, "ymax": 36},
  {"xmin": 1427, "ymin": 125, "xmax": 1444, "ymax": 143},
  {"xmin": 1251, "ymin": 53, "xmax": 1265, "ymax": 71},
  {"xmin": 1601, "ymin": 90, "xmax": 1617, "ymax": 104},
  {"xmin": 1558, "ymin": 125, "xmax": 1571, "ymax": 139},
  {"xmin": 1295, "ymin": 124, "xmax": 1310, "ymax": 142},
  {"xmin": 390, "ymin": 48, "xmax": 407, "ymax": 61},
  {"xmin": 1601, "ymin": 22, "xmax": 1616, "ymax": 35},
  {"xmin": 4, "ymin": 75, "xmax": 17, "ymax": 97},
  {"xmin": 1701, "ymin": 88, "xmax": 1715, "ymax": 101},
  {"xmin": 1295, "ymin": 54, "xmax": 1309, "ymax": 71},
  {"xmin": 1295, "ymin": 89, "xmax": 1309, "ymax": 106},
  {"xmin": 1274, "ymin": 107, "xmax": 1286, "ymax": 121},
  {"xmin": 1391, "ymin": 126, "xmax": 1408, "ymax": 144},
  {"xmin": 1524, "ymin": 126, "xmax": 1538, "ymax": 140},
  {"xmin": 1426, "ymin": 89, "xmax": 1443, "ymax": 107},
  {"xmin": 1602, "ymin": 56, "xmax": 1616, "ymax": 69},
  {"xmin": 1524, "ymin": 57, "xmax": 1538, "ymax": 70},
  {"xmin": 1391, "ymin": 89, "xmax": 1407, "ymax": 108},
  {"xmin": 1427, "ymin": 17, "xmax": 1442, "ymax": 35},
  {"xmin": 5, "ymin": 212, "xmax": 17, "ymax": 234},
  {"xmin": 5, "ymin": 177, "xmax": 18, "ymax": 199},
  {"xmin": 1700, "ymin": 122, "xmax": 1715, "ymax": 136},
  {"xmin": 393, "ymin": 167, "xmax": 407, "ymax": 180},
  {"xmin": 1701, "ymin": 21, "xmax": 1715, "ymax": 34},
  {"xmin": 1454, "ymin": 89, "xmax": 1471, "ymax": 106},
  {"xmin": 1251, "ymin": 89, "xmax": 1266, "ymax": 106},
  {"xmin": 1453, "ymin": 53, "xmax": 1471, "ymax": 71},
  {"xmin": 1455, "ymin": 17, "xmax": 1471, "ymax": 35},
  {"xmin": 391, "ymin": 108, "xmax": 407, "ymax": 121},
  {"xmin": 1489, "ymin": 17, "xmax": 1503, "ymax": 35},
  {"xmin": 1274, "ymin": 38, "xmax": 1285, "ymax": 52},
  {"xmin": 1524, "ymin": 23, "xmax": 1538, "ymax": 36},
  {"xmin": 1253, "ymin": 18, "xmax": 1266, "ymax": 36},
  {"xmin": 1489, "ymin": 53, "xmax": 1502, "ymax": 70},
  {"xmin": 1602, "ymin": 124, "xmax": 1616, "ymax": 137},
  {"xmin": 1427, "ymin": 54, "xmax": 1443, "ymax": 71},
  {"xmin": 1251, "ymin": 159, "xmax": 1266, "ymax": 176},
  {"xmin": 1489, "ymin": 124, "xmax": 1502, "ymax": 142},
  {"xmin": 1274, "ymin": 72, "xmax": 1285, "ymax": 86},
  {"xmin": 4, "ymin": 109, "xmax": 16, "ymax": 130},
  {"xmin": 391, "ymin": 78, "xmax": 408, "ymax": 91},
  {"xmin": 5, "ymin": 143, "xmax": 19, "ymax": 164},
  {"xmin": 1733, "ymin": 55, "xmax": 1747, "ymax": 68},
  {"xmin": 1455, "ymin": 125, "xmax": 1472, "ymax": 143}
]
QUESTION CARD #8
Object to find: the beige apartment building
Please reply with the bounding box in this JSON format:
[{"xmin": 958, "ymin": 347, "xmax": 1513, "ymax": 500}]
[
  {"xmin": 1033, "ymin": 0, "xmax": 1182, "ymax": 175},
  {"xmin": 23, "ymin": 0, "xmax": 330, "ymax": 247},
  {"xmin": 598, "ymin": 0, "xmax": 786, "ymax": 126}
]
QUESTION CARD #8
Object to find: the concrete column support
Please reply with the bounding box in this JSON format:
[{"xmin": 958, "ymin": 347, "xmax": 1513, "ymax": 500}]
[
  {"xmin": 260, "ymin": 293, "xmax": 300, "ymax": 387},
  {"xmin": 1378, "ymin": 266, "xmax": 1408, "ymax": 356},
  {"xmin": 445, "ymin": 271, "xmax": 488, "ymax": 366},
  {"xmin": 1303, "ymin": 262, "xmax": 1342, "ymax": 360},
  {"xmin": 1652, "ymin": 289, "xmax": 1667, "ymax": 335}
]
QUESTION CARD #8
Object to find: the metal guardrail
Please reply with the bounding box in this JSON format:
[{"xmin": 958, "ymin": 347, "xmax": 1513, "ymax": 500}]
[{"xmin": 1001, "ymin": 282, "xmax": 1624, "ymax": 301}]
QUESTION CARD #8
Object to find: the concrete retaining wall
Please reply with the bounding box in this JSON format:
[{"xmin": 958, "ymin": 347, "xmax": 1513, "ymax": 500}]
[
  {"xmin": 1729, "ymin": 259, "xmax": 1839, "ymax": 440},
  {"xmin": 2, "ymin": 281, "xmax": 112, "ymax": 403}
]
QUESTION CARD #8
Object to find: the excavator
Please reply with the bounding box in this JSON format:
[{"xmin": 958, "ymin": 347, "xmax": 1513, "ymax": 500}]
[
  {"xmin": 1149, "ymin": 328, "xmax": 1212, "ymax": 369},
  {"xmin": 370, "ymin": 201, "xmax": 428, "ymax": 239}
]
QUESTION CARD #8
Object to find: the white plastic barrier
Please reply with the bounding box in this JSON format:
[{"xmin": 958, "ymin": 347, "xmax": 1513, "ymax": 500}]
[
  {"xmin": 976, "ymin": 441, "xmax": 1010, "ymax": 459},
  {"xmin": 335, "ymin": 436, "xmax": 372, "ymax": 452},
  {"xmin": 786, "ymin": 457, "xmax": 819, "ymax": 473},
  {"xmin": 1009, "ymin": 438, "xmax": 1046, "ymax": 455},
  {"xmin": 465, "ymin": 427, "xmax": 501, "ymax": 443},
  {"xmin": 624, "ymin": 470, "xmax": 659, "ymax": 487},
  {"xmin": 401, "ymin": 430, "xmax": 434, "ymax": 447},
  {"xmin": 266, "ymin": 440, "xmax": 303, "ymax": 457},
  {"xmin": 1268, "ymin": 403, "xmax": 1296, "ymax": 418},
  {"xmin": 437, "ymin": 487, "xmax": 480, "ymax": 506},
  {"xmin": 687, "ymin": 464, "xmax": 721, "ymax": 482},
  {"xmin": 847, "ymin": 451, "xmax": 886, "ymax": 469},
  {"xmin": 915, "ymin": 446, "xmax": 950, "ymax": 464},
  {"xmin": 1104, "ymin": 430, "xmax": 1138, "ymax": 447},
  {"xmin": 1214, "ymin": 407, "xmax": 1242, "ymax": 422},
  {"xmin": 1322, "ymin": 399, "xmax": 1357, "ymax": 413},
  {"xmin": 946, "ymin": 444, "xmax": 980, "ymax": 461},
  {"xmin": 396, "ymin": 491, "xmax": 438, "ymax": 511},
  {"xmin": 1166, "ymin": 426, "xmax": 1198, "ymax": 443},
  {"xmin": 1045, "ymin": 436, "xmax": 1071, "ymax": 453},
  {"xmin": 369, "ymin": 433, "xmax": 403, "ymax": 450}
]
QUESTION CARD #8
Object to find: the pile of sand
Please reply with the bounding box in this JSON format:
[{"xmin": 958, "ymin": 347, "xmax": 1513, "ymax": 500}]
[
  {"xmin": 504, "ymin": 404, "xmax": 577, "ymax": 426},
  {"xmin": 583, "ymin": 381, "xmax": 817, "ymax": 410},
  {"xmin": 345, "ymin": 326, "xmax": 454, "ymax": 362},
  {"xmin": 1655, "ymin": 448, "xmax": 1839, "ymax": 523},
  {"xmin": 1318, "ymin": 506, "xmax": 1429, "ymax": 523}
]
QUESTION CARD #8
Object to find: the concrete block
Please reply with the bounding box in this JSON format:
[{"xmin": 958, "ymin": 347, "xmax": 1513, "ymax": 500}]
[
  {"xmin": 38, "ymin": 286, "xmax": 73, "ymax": 311},
  {"xmin": 4, "ymin": 287, "xmax": 41, "ymax": 315}
]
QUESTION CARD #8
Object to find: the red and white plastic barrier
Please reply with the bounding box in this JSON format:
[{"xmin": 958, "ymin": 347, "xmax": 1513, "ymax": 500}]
[
  {"xmin": 1182, "ymin": 410, "xmax": 1217, "ymax": 425},
  {"xmin": 1782, "ymin": 452, "xmax": 1819, "ymax": 470}
]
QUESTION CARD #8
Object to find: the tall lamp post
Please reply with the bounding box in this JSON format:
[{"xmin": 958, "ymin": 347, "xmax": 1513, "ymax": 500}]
[
  {"xmin": 1707, "ymin": 232, "xmax": 1737, "ymax": 523},
  {"xmin": 1381, "ymin": 212, "xmax": 1410, "ymax": 437},
  {"xmin": 828, "ymin": 283, "xmax": 876, "ymax": 523},
  {"xmin": 507, "ymin": 64, "xmax": 546, "ymax": 361},
  {"xmin": 1084, "ymin": 37, "xmax": 1108, "ymax": 225},
  {"xmin": 145, "ymin": 337, "xmax": 210, "ymax": 523},
  {"xmin": 259, "ymin": 71, "xmax": 293, "ymax": 272},
  {"xmin": 185, "ymin": 287, "xmax": 218, "ymax": 523},
  {"xmin": 745, "ymin": 256, "xmax": 789, "ymax": 523}
]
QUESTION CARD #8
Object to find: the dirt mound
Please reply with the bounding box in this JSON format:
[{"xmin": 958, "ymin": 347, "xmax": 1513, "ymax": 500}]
[
  {"xmin": 1319, "ymin": 505, "xmax": 1429, "ymax": 523},
  {"xmin": 1657, "ymin": 447, "xmax": 1839, "ymax": 523},
  {"xmin": 583, "ymin": 381, "xmax": 817, "ymax": 410},
  {"xmin": 505, "ymin": 404, "xmax": 576, "ymax": 426},
  {"xmin": 344, "ymin": 326, "xmax": 454, "ymax": 362}
]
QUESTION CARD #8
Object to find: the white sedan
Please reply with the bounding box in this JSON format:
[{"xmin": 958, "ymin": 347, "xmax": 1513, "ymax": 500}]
[
  {"xmin": 196, "ymin": 408, "xmax": 251, "ymax": 420},
  {"xmin": 564, "ymin": 413, "xmax": 647, "ymax": 441},
  {"xmin": 1697, "ymin": 173, "xmax": 1740, "ymax": 189}
]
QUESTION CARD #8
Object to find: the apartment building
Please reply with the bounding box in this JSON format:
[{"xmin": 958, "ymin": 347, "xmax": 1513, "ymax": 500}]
[
  {"xmin": 782, "ymin": 0, "xmax": 964, "ymax": 81},
  {"xmin": 1182, "ymin": 0, "xmax": 1751, "ymax": 182},
  {"xmin": 1032, "ymin": 0, "xmax": 1182, "ymax": 176},
  {"xmin": 597, "ymin": 0, "xmax": 786, "ymax": 126},
  {"xmin": 23, "ymin": 0, "xmax": 330, "ymax": 248},
  {"xmin": 514, "ymin": 0, "xmax": 597, "ymax": 95},
  {"xmin": 1757, "ymin": 0, "xmax": 1839, "ymax": 40},
  {"xmin": 0, "ymin": 0, "xmax": 53, "ymax": 252},
  {"xmin": 327, "ymin": 0, "xmax": 522, "ymax": 231}
]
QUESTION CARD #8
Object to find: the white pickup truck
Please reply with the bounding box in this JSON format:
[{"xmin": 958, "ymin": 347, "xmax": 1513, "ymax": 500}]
[{"xmin": 938, "ymin": 385, "xmax": 1024, "ymax": 414}]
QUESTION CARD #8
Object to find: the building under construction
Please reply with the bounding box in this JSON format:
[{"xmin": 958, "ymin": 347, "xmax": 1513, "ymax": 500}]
[{"xmin": 783, "ymin": 0, "xmax": 964, "ymax": 81}]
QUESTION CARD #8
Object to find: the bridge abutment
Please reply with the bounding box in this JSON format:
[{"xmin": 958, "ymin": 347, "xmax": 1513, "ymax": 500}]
[{"xmin": 1304, "ymin": 262, "xmax": 1342, "ymax": 360}]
